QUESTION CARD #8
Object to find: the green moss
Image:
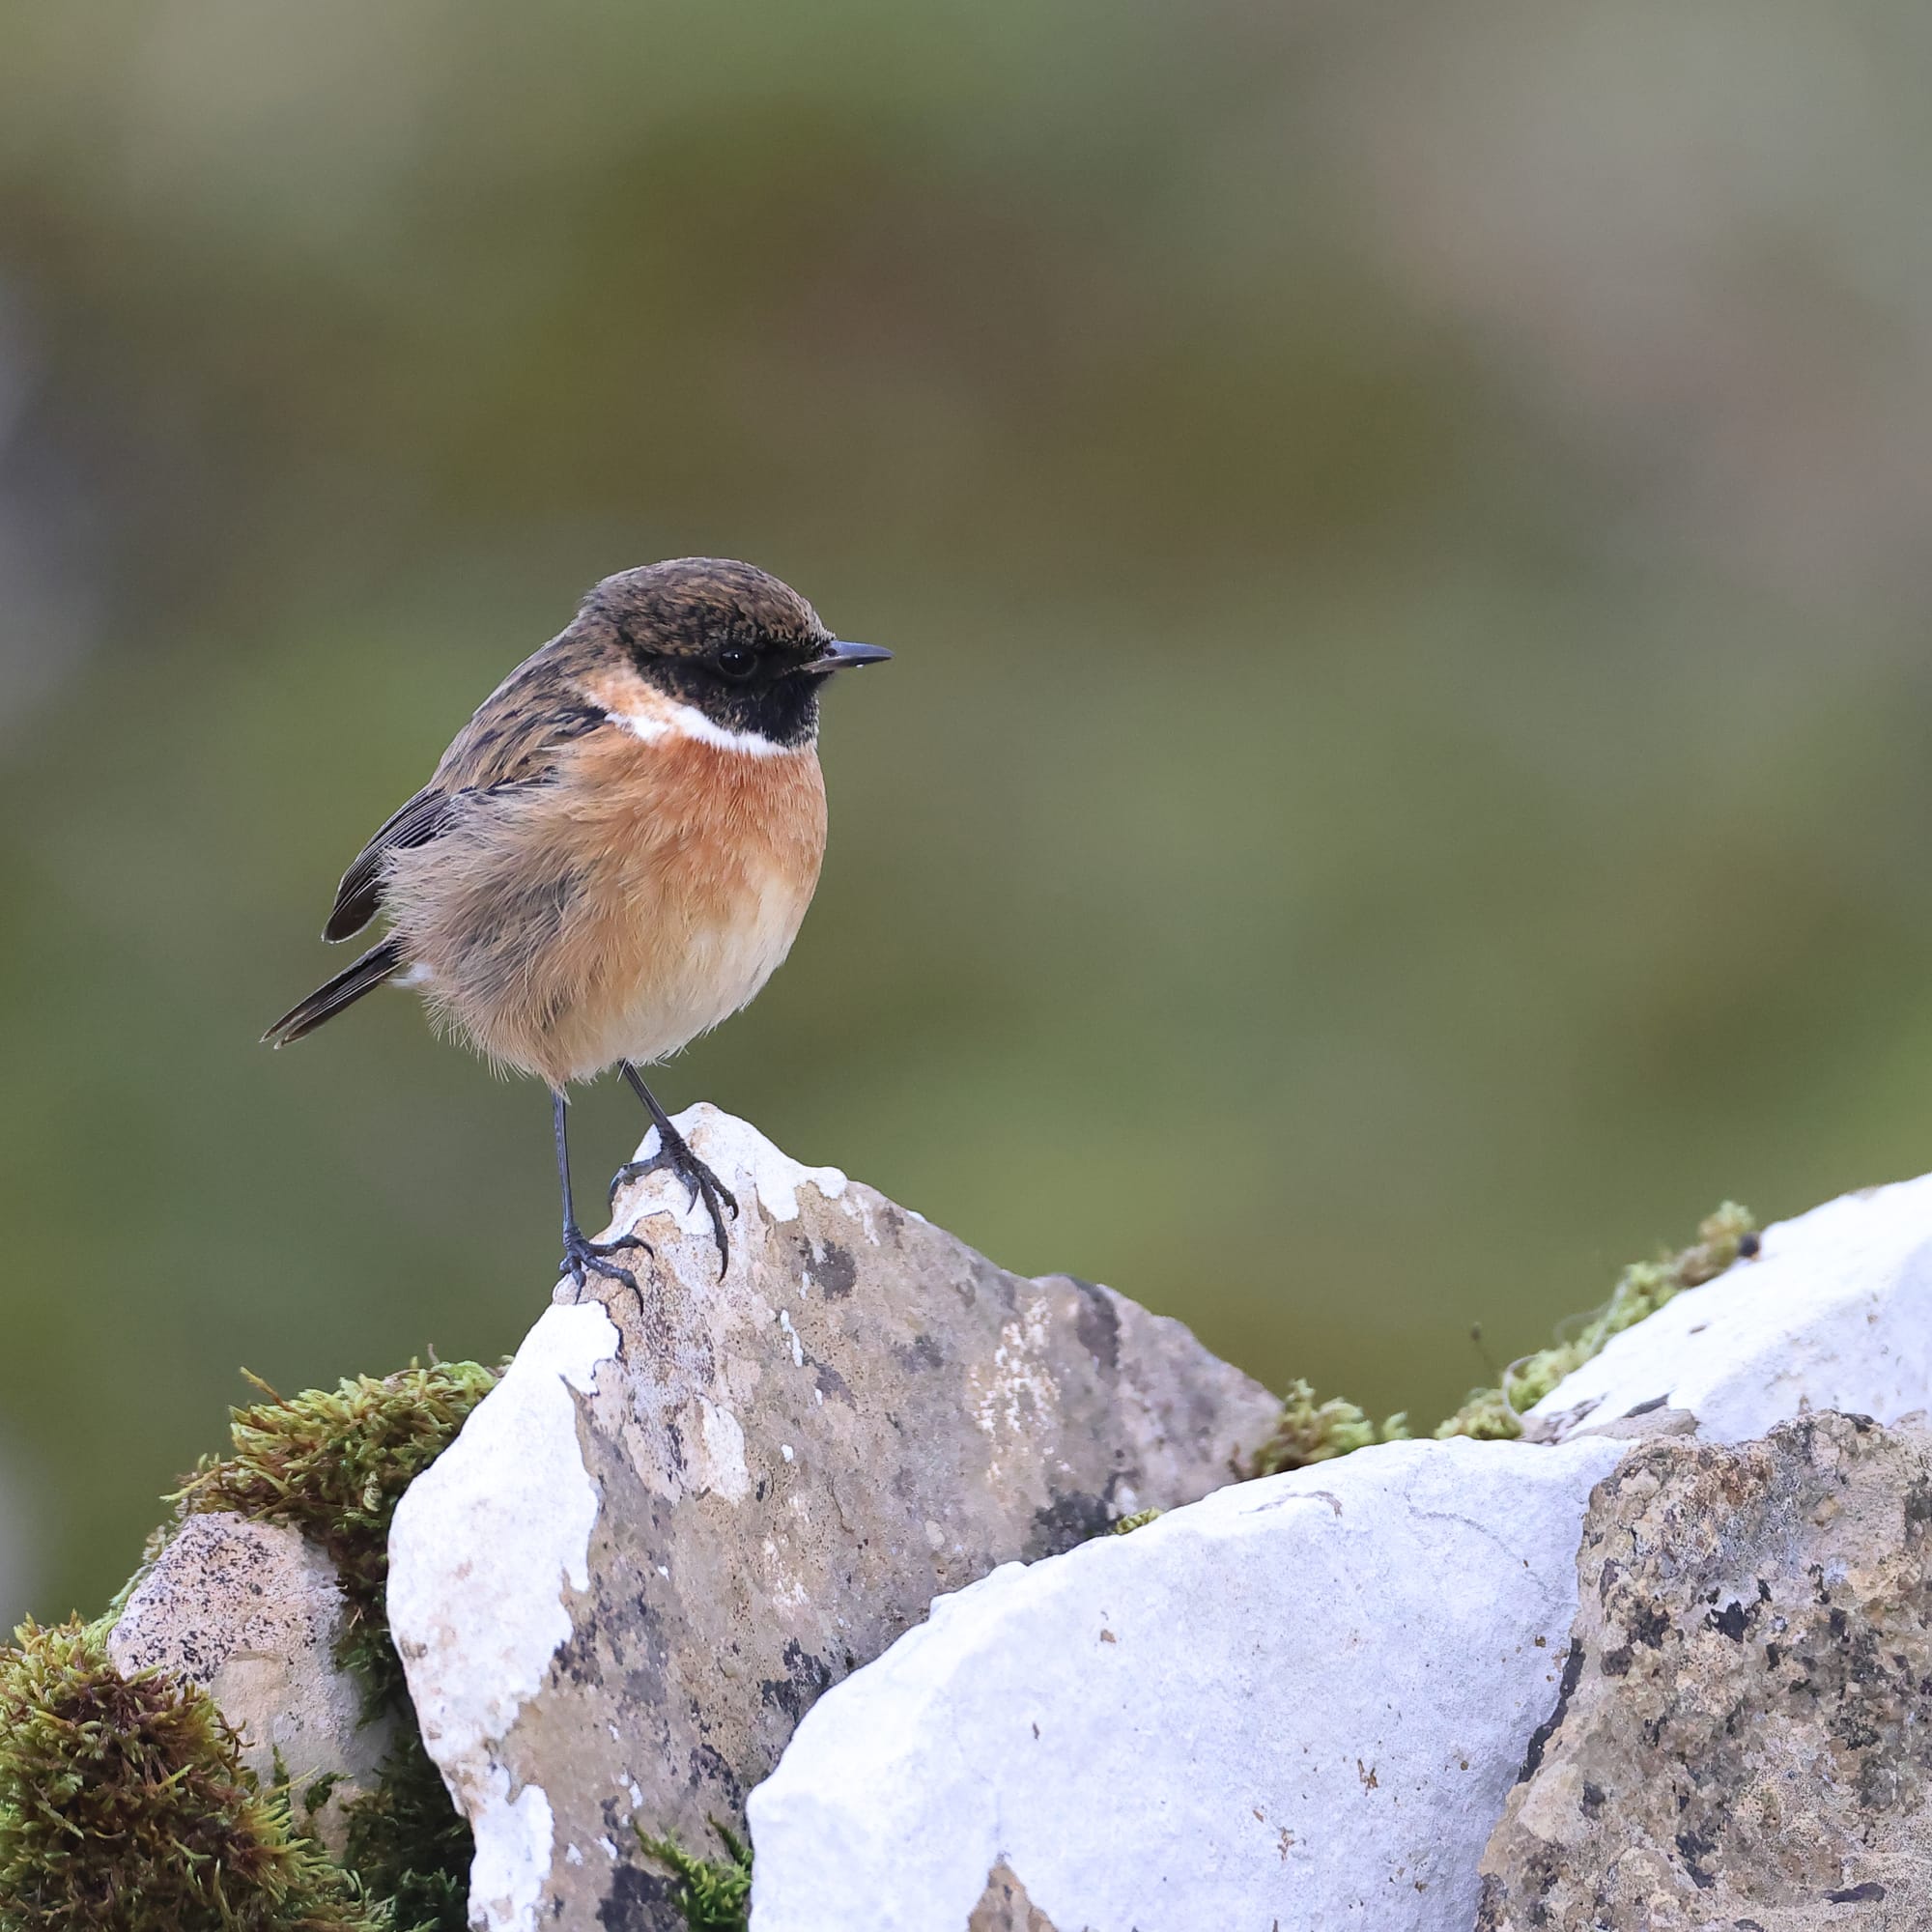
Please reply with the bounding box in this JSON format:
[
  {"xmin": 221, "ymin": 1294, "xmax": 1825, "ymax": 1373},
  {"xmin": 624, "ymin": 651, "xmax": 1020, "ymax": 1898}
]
[
  {"xmin": 0, "ymin": 1617, "xmax": 385, "ymax": 1932},
  {"xmin": 1111, "ymin": 1508, "xmax": 1162, "ymax": 1534},
  {"xmin": 637, "ymin": 1825, "xmax": 753, "ymax": 1932},
  {"xmin": 339, "ymin": 1735, "xmax": 470, "ymax": 1932},
  {"xmin": 1435, "ymin": 1202, "xmax": 1756, "ymax": 1440},
  {"xmin": 1250, "ymin": 1381, "xmax": 1410, "ymax": 1477}
]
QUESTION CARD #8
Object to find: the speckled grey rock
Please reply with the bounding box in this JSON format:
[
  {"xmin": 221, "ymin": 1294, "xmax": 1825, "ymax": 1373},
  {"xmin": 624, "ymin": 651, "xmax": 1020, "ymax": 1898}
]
[
  {"xmin": 1477, "ymin": 1414, "xmax": 1932, "ymax": 1929},
  {"xmin": 108, "ymin": 1511, "xmax": 391, "ymax": 1857},
  {"xmin": 388, "ymin": 1105, "xmax": 1278, "ymax": 1932}
]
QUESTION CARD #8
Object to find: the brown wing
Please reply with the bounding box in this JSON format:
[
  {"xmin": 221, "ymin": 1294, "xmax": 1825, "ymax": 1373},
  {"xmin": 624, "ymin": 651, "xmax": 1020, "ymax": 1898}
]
[
  {"xmin": 319, "ymin": 639, "xmax": 609, "ymax": 942},
  {"xmin": 323, "ymin": 785, "xmax": 451, "ymax": 940}
]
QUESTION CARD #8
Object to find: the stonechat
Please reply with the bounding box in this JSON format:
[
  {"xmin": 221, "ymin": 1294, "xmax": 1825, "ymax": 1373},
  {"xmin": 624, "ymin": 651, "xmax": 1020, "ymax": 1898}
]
[{"xmin": 264, "ymin": 557, "xmax": 890, "ymax": 1289}]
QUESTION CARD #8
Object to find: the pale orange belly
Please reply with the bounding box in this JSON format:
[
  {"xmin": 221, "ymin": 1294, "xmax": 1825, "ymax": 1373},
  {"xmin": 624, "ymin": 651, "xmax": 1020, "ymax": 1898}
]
[{"xmin": 544, "ymin": 854, "xmax": 819, "ymax": 1079}]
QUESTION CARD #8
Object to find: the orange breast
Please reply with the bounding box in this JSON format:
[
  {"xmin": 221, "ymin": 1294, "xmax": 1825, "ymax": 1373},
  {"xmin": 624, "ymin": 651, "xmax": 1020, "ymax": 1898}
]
[{"xmin": 386, "ymin": 724, "xmax": 828, "ymax": 1086}]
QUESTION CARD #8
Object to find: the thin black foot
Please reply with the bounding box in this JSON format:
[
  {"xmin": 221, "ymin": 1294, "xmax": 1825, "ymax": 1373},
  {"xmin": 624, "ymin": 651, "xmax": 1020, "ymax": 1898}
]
[
  {"xmin": 553, "ymin": 1088, "xmax": 650, "ymax": 1302},
  {"xmin": 559, "ymin": 1219, "xmax": 650, "ymax": 1300},
  {"xmin": 611, "ymin": 1063, "xmax": 739, "ymax": 1278}
]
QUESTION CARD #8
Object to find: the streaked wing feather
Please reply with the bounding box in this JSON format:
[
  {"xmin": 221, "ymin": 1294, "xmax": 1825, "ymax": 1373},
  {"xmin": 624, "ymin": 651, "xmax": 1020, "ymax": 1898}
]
[
  {"xmin": 321, "ymin": 644, "xmax": 609, "ymax": 942},
  {"xmin": 324, "ymin": 786, "xmax": 451, "ymax": 940}
]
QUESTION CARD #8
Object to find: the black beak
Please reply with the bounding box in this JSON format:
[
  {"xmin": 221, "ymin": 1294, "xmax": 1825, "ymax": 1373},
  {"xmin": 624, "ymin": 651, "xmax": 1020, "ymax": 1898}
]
[{"xmin": 806, "ymin": 639, "xmax": 893, "ymax": 675}]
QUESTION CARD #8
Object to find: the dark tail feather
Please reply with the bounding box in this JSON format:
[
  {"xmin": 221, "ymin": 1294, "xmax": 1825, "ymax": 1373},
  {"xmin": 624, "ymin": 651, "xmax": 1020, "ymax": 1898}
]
[{"xmin": 263, "ymin": 937, "xmax": 405, "ymax": 1047}]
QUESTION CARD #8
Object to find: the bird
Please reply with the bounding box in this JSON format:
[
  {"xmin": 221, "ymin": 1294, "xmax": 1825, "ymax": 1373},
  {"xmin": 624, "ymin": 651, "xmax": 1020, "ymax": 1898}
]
[{"xmin": 263, "ymin": 557, "xmax": 890, "ymax": 1293}]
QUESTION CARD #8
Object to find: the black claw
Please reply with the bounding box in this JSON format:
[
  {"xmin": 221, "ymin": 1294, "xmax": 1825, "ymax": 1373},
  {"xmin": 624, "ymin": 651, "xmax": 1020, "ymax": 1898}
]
[
  {"xmin": 607, "ymin": 1134, "xmax": 738, "ymax": 1279},
  {"xmin": 559, "ymin": 1224, "xmax": 651, "ymax": 1305}
]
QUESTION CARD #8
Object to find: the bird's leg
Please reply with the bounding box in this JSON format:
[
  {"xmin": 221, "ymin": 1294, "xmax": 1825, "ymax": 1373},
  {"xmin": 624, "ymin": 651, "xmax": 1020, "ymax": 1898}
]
[
  {"xmin": 554, "ymin": 1089, "xmax": 648, "ymax": 1299},
  {"xmin": 608, "ymin": 1063, "xmax": 739, "ymax": 1277}
]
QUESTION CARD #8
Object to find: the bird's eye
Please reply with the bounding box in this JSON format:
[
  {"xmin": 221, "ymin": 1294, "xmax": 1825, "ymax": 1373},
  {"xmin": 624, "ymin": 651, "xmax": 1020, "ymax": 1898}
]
[{"xmin": 715, "ymin": 643, "xmax": 757, "ymax": 680}]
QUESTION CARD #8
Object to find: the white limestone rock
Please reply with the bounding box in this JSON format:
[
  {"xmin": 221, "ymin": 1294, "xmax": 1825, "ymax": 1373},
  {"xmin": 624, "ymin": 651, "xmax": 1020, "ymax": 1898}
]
[
  {"xmin": 107, "ymin": 1511, "xmax": 392, "ymax": 1857},
  {"xmin": 1531, "ymin": 1172, "xmax": 1932, "ymax": 1445},
  {"xmin": 747, "ymin": 1435, "xmax": 1628, "ymax": 1932},
  {"xmin": 387, "ymin": 1105, "xmax": 1279, "ymax": 1932}
]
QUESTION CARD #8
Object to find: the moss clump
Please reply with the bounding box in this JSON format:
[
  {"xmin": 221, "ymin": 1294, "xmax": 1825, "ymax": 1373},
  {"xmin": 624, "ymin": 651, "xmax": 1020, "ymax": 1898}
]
[
  {"xmin": 168, "ymin": 1359, "xmax": 500, "ymax": 1932},
  {"xmin": 1251, "ymin": 1380, "xmax": 1410, "ymax": 1477},
  {"xmin": 637, "ymin": 1825, "xmax": 753, "ymax": 1932},
  {"xmin": 174, "ymin": 1360, "xmax": 499, "ymax": 1702},
  {"xmin": 1432, "ymin": 1383, "xmax": 1521, "ymax": 1441},
  {"xmin": 1111, "ymin": 1508, "xmax": 1162, "ymax": 1535},
  {"xmin": 0, "ymin": 1617, "xmax": 384, "ymax": 1932},
  {"xmin": 1435, "ymin": 1202, "xmax": 1756, "ymax": 1440},
  {"xmin": 339, "ymin": 1735, "xmax": 470, "ymax": 1932}
]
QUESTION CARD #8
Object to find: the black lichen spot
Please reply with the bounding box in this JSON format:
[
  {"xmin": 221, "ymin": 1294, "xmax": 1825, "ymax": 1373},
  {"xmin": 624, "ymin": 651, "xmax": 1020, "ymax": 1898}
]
[
  {"xmin": 1827, "ymin": 1883, "xmax": 1886, "ymax": 1904},
  {"xmin": 1068, "ymin": 1278, "xmax": 1121, "ymax": 1374},
  {"xmin": 1674, "ymin": 1828, "xmax": 1718, "ymax": 1889},
  {"xmin": 756, "ymin": 1639, "xmax": 834, "ymax": 1728},
  {"xmin": 683, "ymin": 1739, "xmax": 746, "ymax": 1809},
  {"xmin": 1025, "ymin": 1489, "xmax": 1114, "ymax": 1560},
  {"xmin": 1601, "ymin": 1646, "xmax": 1634, "ymax": 1678},
  {"xmin": 1623, "ymin": 1395, "xmax": 1669, "ymax": 1417},
  {"xmin": 599, "ymin": 1859, "xmax": 674, "ymax": 1928},
  {"xmin": 813, "ymin": 1242, "xmax": 857, "ymax": 1300},
  {"xmin": 893, "ymin": 1332, "xmax": 944, "ymax": 1376},
  {"xmin": 1580, "ymin": 1780, "xmax": 1605, "ymax": 1818},
  {"xmin": 1517, "ymin": 1640, "xmax": 1584, "ymax": 1781},
  {"xmin": 1708, "ymin": 1601, "xmax": 1750, "ymax": 1643},
  {"xmin": 1632, "ymin": 1601, "xmax": 1672, "ymax": 1649},
  {"xmin": 812, "ymin": 1359, "xmax": 856, "ymax": 1408}
]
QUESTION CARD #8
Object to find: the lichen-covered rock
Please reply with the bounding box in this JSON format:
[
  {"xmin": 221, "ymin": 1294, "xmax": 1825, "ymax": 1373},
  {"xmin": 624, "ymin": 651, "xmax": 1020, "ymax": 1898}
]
[
  {"xmin": 107, "ymin": 1511, "xmax": 392, "ymax": 1857},
  {"xmin": 1477, "ymin": 1414, "xmax": 1932, "ymax": 1928},
  {"xmin": 747, "ymin": 1435, "xmax": 1628, "ymax": 1932},
  {"xmin": 1530, "ymin": 1173, "xmax": 1932, "ymax": 1444},
  {"xmin": 387, "ymin": 1105, "xmax": 1277, "ymax": 1932}
]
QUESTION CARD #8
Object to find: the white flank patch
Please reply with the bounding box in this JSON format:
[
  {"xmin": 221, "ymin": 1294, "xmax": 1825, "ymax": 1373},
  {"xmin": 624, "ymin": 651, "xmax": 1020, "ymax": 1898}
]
[
  {"xmin": 387, "ymin": 1300, "xmax": 619, "ymax": 1932},
  {"xmin": 604, "ymin": 698, "xmax": 799, "ymax": 756},
  {"xmin": 608, "ymin": 1102, "xmax": 848, "ymax": 1237}
]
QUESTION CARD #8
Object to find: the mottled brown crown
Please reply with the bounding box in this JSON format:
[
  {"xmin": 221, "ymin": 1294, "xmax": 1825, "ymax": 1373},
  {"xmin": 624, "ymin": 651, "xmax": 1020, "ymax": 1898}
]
[{"xmin": 580, "ymin": 557, "xmax": 829, "ymax": 662}]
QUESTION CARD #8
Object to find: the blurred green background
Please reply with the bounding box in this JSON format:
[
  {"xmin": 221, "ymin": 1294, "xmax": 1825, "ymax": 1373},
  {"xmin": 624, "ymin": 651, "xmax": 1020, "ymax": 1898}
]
[{"xmin": 6, "ymin": 0, "xmax": 1932, "ymax": 1627}]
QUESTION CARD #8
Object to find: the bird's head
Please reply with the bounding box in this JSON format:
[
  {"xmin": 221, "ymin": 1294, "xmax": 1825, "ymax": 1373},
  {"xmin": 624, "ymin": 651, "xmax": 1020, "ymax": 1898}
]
[{"xmin": 580, "ymin": 557, "xmax": 889, "ymax": 751}]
